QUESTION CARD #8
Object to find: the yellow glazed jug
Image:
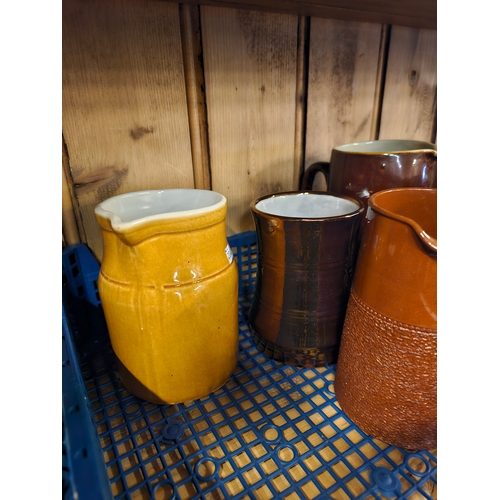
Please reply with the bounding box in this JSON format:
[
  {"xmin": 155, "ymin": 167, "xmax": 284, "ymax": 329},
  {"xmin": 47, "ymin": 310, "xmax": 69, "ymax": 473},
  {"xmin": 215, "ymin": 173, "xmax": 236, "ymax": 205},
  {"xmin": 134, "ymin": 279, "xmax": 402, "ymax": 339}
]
[{"xmin": 94, "ymin": 189, "xmax": 239, "ymax": 404}]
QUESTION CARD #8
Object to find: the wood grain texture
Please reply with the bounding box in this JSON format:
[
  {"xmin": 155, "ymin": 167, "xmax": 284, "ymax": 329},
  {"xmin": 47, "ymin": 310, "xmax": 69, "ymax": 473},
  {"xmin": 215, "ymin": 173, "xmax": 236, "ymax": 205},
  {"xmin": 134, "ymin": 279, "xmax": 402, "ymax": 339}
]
[
  {"xmin": 62, "ymin": 0, "xmax": 194, "ymax": 260},
  {"xmin": 304, "ymin": 18, "xmax": 385, "ymax": 184},
  {"xmin": 62, "ymin": 0, "xmax": 438, "ymax": 247},
  {"xmin": 161, "ymin": 0, "xmax": 436, "ymax": 29},
  {"xmin": 378, "ymin": 26, "xmax": 437, "ymax": 142},
  {"xmin": 201, "ymin": 6, "xmax": 299, "ymax": 234}
]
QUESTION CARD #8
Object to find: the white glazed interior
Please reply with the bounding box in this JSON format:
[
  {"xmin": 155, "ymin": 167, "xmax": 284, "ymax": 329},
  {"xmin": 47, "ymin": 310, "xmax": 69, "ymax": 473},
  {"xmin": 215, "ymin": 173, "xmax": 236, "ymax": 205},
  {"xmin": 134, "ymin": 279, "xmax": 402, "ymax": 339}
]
[
  {"xmin": 255, "ymin": 193, "xmax": 359, "ymax": 218},
  {"xmin": 95, "ymin": 189, "xmax": 225, "ymax": 229},
  {"xmin": 335, "ymin": 139, "xmax": 436, "ymax": 153}
]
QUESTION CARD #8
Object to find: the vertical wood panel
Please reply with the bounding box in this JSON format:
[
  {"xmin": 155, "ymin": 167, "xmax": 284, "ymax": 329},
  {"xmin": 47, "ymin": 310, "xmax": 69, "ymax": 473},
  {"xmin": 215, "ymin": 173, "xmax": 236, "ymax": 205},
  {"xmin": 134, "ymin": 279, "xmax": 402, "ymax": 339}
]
[
  {"xmin": 201, "ymin": 7, "xmax": 299, "ymax": 234},
  {"xmin": 378, "ymin": 27, "xmax": 437, "ymax": 141},
  {"xmin": 62, "ymin": 0, "xmax": 194, "ymax": 260},
  {"xmin": 305, "ymin": 18, "xmax": 385, "ymax": 184}
]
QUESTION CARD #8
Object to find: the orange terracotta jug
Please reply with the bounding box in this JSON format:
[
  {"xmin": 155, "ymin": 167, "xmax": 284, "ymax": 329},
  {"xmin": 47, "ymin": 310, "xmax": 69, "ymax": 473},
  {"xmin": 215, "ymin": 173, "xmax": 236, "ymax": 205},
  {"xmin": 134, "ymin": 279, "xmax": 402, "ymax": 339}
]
[
  {"xmin": 335, "ymin": 188, "xmax": 437, "ymax": 450},
  {"xmin": 94, "ymin": 189, "xmax": 239, "ymax": 404}
]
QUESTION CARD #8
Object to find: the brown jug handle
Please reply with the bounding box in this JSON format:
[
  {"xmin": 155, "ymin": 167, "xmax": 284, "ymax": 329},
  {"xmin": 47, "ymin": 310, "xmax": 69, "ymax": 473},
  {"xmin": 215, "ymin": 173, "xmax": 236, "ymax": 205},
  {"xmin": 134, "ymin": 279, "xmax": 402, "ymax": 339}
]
[{"xmin": 301, "ymin": 162, "xmax": 330, "ymax": 191}]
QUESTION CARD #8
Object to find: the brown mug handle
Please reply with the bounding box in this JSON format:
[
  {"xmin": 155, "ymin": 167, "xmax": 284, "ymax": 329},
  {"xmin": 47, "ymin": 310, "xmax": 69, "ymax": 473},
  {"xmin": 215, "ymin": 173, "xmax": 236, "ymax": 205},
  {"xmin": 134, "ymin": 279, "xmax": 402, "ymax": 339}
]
[{"xmin": 301, "ymin": 162, "xmax": 330, "ymax": 190}]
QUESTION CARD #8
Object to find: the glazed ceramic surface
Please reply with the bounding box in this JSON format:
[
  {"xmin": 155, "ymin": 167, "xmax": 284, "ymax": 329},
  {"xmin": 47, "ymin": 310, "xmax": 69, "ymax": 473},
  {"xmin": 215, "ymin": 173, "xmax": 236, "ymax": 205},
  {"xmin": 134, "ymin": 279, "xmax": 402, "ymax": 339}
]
[
  {"xmin": 301, "ymin": 139, "xmax": 437, "ymax": 210},
  {"xmin": 94, "ymin": 189, "xmax": 239, "ymax": 404},
  {"xmin": 248, "ymin": 191, "xmax": 364, "ymax": 367},
  {"xmin": 335, "ymin": 188, "xmax": 437, "ymax": 450}
]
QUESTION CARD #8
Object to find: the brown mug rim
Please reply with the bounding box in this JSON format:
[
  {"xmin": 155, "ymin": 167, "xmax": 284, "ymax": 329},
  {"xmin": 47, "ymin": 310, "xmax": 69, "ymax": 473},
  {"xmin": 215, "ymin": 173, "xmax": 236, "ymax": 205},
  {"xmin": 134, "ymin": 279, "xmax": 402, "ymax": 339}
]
[
  {"xmin": 333, "ymin": 139, "xmax": 437, "ymax": 155},
  {"xmin": 250, "ymin": 190, "xmax": 365, "ymax": 221}
]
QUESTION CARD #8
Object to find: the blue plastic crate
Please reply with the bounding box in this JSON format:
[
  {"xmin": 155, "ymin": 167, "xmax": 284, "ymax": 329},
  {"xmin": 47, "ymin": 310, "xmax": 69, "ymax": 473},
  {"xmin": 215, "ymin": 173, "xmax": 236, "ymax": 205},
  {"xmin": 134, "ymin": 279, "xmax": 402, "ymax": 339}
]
[
  {"xmin": 63, "ymin": 243, "xmax": 102, "ymax": 307},
  {"xmin": 62, "ymin": 231, "xmax": 437, "ymax": 500}
]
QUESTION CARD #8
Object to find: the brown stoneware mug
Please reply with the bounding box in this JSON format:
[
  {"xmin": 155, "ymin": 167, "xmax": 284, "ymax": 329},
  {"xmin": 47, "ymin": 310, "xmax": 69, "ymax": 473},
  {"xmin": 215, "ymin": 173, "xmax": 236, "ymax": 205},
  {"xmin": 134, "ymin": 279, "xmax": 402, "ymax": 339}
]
[
  {"xmin": 334, "ymin": 187, "xmax": 437, "ymax": 450},
  {"xmin": 301, "ymin": 139, "xmax": 437, "ymax": 211},
  {"xmin": 248, "ymin": 191, "xmax": 364, "ymax": 367}
]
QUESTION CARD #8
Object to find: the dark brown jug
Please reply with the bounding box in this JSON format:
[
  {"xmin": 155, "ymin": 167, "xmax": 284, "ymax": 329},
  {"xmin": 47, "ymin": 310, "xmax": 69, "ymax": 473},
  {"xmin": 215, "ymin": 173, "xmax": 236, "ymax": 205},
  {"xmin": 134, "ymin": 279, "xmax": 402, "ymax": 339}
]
[{"xmin": 301, "ymin": 140, "xmax": 437, "ymax": 210}]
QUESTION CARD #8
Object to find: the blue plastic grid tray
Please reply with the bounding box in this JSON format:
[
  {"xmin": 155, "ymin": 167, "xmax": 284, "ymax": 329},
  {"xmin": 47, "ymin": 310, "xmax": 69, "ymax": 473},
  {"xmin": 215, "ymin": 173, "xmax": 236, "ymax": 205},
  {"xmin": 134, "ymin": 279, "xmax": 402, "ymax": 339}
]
[{"xmin": 62, "ymin": 230, "xmax": 437, "ymax": 500}]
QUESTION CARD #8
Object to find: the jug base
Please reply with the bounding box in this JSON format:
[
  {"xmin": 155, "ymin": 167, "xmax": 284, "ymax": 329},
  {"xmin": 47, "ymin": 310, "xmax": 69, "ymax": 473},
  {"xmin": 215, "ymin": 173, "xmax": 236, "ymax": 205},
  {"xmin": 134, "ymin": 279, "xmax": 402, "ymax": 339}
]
[
  {"xmin": 116, "ymin": 356, "xmax": 236, "ymax": 405},
  {"xmin": 251, "ymin": 328, "xmax": 338, "ymax": 367}
]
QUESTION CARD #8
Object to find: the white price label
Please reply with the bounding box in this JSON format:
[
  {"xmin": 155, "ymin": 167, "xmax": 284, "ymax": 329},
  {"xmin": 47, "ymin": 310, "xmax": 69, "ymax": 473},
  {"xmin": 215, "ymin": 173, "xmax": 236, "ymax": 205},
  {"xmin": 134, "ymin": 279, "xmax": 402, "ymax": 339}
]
[{"xmin": 225, "ymin": 243, "xmax": 234, "ymax": 264}]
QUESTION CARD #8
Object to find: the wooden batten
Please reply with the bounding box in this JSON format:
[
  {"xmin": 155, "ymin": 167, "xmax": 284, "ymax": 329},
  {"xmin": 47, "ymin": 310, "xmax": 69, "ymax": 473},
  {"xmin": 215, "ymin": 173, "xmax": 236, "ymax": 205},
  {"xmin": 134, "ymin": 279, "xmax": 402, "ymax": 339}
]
[
  {"xmin": 62, "ymin": 136, "xmax": 85, "ymax": 245},
  {"xmin": 293, "ymin": 15, "xmax": 309, "ymax": 188},
  {"xmin": 162, "ymin": 0, "xmax": 436, "ymax": 30},
  {"xmin": 180, "ymin": 4, "xmax": 212, "ymax": 190}
]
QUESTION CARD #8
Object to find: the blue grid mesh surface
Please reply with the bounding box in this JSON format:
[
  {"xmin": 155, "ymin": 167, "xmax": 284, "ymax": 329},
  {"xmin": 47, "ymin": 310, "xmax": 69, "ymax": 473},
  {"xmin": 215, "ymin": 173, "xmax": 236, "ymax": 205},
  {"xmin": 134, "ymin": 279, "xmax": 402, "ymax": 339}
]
[{"xmin": 62, "ymin": 231, "xmax": 437, "ymax": 500}]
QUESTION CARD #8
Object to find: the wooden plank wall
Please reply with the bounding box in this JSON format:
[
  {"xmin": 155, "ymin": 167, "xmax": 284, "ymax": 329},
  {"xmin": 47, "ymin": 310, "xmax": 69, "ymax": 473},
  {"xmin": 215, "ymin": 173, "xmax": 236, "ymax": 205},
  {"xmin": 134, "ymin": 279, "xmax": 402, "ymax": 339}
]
[{"xmin": 62, "ymin": 0, "xmax": 437, "ymax": 261}]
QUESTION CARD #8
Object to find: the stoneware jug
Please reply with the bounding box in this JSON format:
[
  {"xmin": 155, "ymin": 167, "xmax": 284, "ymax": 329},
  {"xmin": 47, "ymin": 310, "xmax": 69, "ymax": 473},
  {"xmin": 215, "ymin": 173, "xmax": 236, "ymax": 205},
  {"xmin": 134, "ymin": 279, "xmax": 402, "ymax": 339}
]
[
  {"xmin": 301, "ymin": 139, "xmax": 437, "ymax": 210},
  {"xmin": 94, "ymin": 189, "xmax": 239, "ymax": 404},
  {"xmin": 248, "ymin": 191, "xmax": 364, "ymax": 367},
  {"xmin": 334, "ymin": 187, "xmax": 437, "ymax": 450}
]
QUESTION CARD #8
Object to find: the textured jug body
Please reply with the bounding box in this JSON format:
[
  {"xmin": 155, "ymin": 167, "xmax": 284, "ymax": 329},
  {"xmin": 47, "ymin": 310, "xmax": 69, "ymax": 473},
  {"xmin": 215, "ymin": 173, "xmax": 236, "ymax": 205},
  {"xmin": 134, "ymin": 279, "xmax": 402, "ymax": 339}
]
[
  {"xmin": 335, "ymin": 188, "xmax": 437, "ymax": 450},
  {"xmin": 95, "ymin": 189, "xmax": 239, "ymax": 404}
]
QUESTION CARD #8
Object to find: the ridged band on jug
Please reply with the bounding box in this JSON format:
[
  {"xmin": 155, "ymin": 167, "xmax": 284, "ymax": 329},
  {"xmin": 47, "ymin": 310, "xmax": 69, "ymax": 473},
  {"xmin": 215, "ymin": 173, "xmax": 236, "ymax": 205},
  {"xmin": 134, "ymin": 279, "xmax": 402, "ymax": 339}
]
[{"xmin": 251, "ymin": 328, "xmax": 338, "ymax": 367}]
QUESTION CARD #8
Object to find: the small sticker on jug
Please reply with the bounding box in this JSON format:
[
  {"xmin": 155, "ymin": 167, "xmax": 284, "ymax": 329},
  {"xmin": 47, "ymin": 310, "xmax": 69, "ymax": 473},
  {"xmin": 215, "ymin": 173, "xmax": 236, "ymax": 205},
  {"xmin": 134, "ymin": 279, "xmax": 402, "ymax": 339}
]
[{"xmin": 225, "ymin": 243, "xmax": 234, "ymax": 264}]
